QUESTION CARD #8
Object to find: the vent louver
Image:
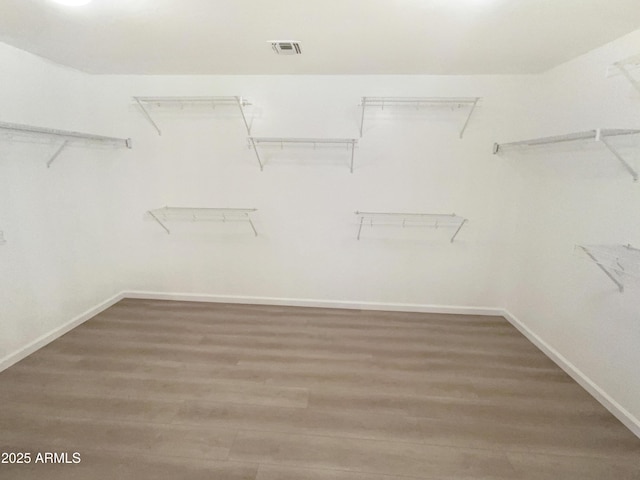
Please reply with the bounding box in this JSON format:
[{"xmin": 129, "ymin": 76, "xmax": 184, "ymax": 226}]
[{"xmin": 270, "ymin": 41, "xmax": 302, "ymax": 55}]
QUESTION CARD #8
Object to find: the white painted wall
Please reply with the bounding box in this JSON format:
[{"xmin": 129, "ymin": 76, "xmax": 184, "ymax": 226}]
[
  {"xmin": 0, "ymin": 43, "xmax": 130, "ymax": 365},
  {"xmin": 502, "ymin": 29, "xmax": 640, "ymax": 424},
  {"xmin": 88, "ymin": 73, "xmax": 529, "ymax": 309}
]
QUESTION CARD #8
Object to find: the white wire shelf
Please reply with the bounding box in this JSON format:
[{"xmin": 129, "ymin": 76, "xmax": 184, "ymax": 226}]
[
  {"xmin": 247, "ymin": 137, "xmax": 358, "ymax": 172},
  {"xmin": 133, "ymin": 96, "xmax": 252, "ymax": 136},
  {"xmin": 0, "ymin": 121, "xmax": 132, "ymax": 168},
  {"xmin": 359, "ymin": 96, "xmax": 480, "ymax": 139},
  {"xmin": 145, "ymin": 207, "xmax": 258, "ymax": 236},
  {"xmin": 493, "ymin": 128, "xmax": 640, "ymax": 182},
  {"xmin": 611, "ymin": 54, "xmax": 640, "ymax": 96},
  {"xmin": 355, "ymin": 211, "xmax": 467, "ymax": 242},
  {"xmin": 575, "ymin": 244, "xmax": 640, "ymax": 293}
]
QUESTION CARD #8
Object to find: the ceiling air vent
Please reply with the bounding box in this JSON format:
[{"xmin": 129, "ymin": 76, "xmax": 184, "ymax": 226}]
[{"xmin": 270, "ymin": 41, "xmax": 302, "ymax": 55}]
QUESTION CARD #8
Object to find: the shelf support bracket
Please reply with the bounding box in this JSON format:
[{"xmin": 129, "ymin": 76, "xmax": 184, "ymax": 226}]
[
  {"xmin": 148, "ymin": 211, "xmax": 171, "ymax": 234},
  {"xmin": 356, "ymin": 216, "xmax": 365, "ymax": 240},
  {"xmin": 579, "ymin": 246, "xmax": 624, "ymax": 293},
  {"xmin": 248, "ymin": 138, "xmax": 264, "ymax": 171},
  {"xmin": 459, "ymin": 98, "xmax": 479, "ymax": 139},
  {"xmin": 47, "ymin": 140, "xmax": 69, "ymax": 168},
  {"xmin": 359, "ymin": 98, "xmax": 367, "ymax": 138},
  {"xmin": 236, "ymin": 96, "xmax": 252, "ymax": 135},
  {"xmin": 450, "ymin": 218, "xmax": 467, "ymax": 243},
  {"xmin": 615, "ymin": 63, "xmax": 640, "ymax": 96},
  {"xmin": 350, "ymin": 141, "xmax": 356, "ymax": 173},
  {"xmin": 134, "ymin": 97, "xmax": 162, "ymax": 136},
  {"xmin": 599, "ymin": 136, "xmax": 639, "ymax": 182},
  {"xmin": 247, "ymin": 217, "xmax": 258, "ymax": 236}
]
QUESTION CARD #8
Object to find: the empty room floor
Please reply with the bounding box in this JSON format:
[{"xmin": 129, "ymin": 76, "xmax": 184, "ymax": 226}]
[{"xmin": 1, "ymin": 299, "xmax": 639, "ymax": 479}]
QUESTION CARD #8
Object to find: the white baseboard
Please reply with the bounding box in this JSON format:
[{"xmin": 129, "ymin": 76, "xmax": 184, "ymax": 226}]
[
  {"xmin": 123, "ymin": 290, "xmax": 504, "ymax": 317},
  {"xmin": 501, "ymin": 308, "xmax": 640, "ymax": 439},
  {"xmin": 0, "ymin": 291, "xmax": 125, "ymax": 372}
]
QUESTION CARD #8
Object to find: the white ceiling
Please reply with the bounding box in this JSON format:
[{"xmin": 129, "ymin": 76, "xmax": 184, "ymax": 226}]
[{"xmin": 1, "ymin": 0, "xmax": 640, "ymax": 75}]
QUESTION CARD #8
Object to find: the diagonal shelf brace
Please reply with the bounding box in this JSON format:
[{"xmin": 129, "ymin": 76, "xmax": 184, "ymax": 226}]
[
  {"xmin": 248, "ymin": 137, "xmax": 264, "ymax": 170},
  {"xmin": 148, "ymin": 211, "xmax": 171, "ymax": 234},
  {"xmin": 357, "ymin": 216, "xmax": 365, "ymax": 240},
  {"xmin": 350, "ymin": 140, "xmax": 356, "ymax": 173},
  {"xmin": 47, "ymin": 140, "xmax": 69, "ymax": 168},
  {"xmin": 579, "ymin": 246, "xmax": 624, "ymax": 293},
  {"xmin": 134, "ymin": 97, "xmax": 162, "ymax": 136},
  {"xmin": 459, "ymin": 98, "xmax": 479, "ymax": 139},
  {"xmin": 450, "ymin": 218, "xmax": 468, "ymax": 243},
  {"xmin": 615, "ymin": 62, "xmax": 640, "ymax": 96},
  {"xmin": 247, "ymin": 217, "xmax": 258, "ymax": 237},
  {"xmin": 599, "ymin": 136, "xmax": 639, "ymax": 182},
  {"xmin": 359, "ymin": 97, "xmax": 367, "ymax": 138},
  {"xmin": 236, "ymin": 96, "xmax": 252, "ymax": 135}
]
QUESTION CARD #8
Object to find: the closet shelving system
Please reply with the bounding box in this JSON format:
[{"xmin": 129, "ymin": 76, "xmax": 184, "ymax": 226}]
[
  {"xmin": 0, "ymin": 121, "xmax": 132, "ymax": 168},
  {"xmin": 610, "ymin": 54, "xmax": 640, "ymax": 95},
  {"xmin": 576, "ymin": 244, "xmax": 640, "ymax": 293},
  {"xmin": 493, "ymin": 128, "xmax": 640, "ymax": 182},
  {"xmin": 146, "ymin": 207, "xmax": 258, "ymax": 236},
  {"xmin": 355, "ymin": 212, "xmax": 468, "ymax": 242},
  {"xmin": 358, "ymin": 97, "xmax": 481, "ymax": 139},
  {"xmin": 247, "ymin": 137, "xmax": 359, "ymax": 172},
  {"xmin": 132, "ymin": 96, "xmax": 252, "ymax": 136}
]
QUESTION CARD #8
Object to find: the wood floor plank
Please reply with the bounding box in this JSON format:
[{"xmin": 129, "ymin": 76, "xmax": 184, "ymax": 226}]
[
  {"xmin": 416, "ymin": 415, "xmax": 640, "ymax": 458},
  {"xmin": 230, "ymin": 430, "xmax": 519, "ymax": 479},
  {"xmin": 173, "ymin": 400, "xmax": 424, "ymax": 443},
  {"xmin": 256, "ymin": 464, "xmax": 421, "ymax": 480},
  {"xmin": 0, "ymin": 389, "xmax": 180, "ymax": 424},
  {"xmin": 0, "ymin": 450, "xmax": 258, "ymax": 480},
  {"xmin": 507, "ymin": 452, "xmax": 640, "ymax": 480},
  {"xmin": 307, "ymin": 386, "xmax": 612, "ymax": 425},
  {"xmin": 0, "ymin": 369, "xmax": 309, "ymax": 408},
  {"xmin": 0, "ymin": 415, "xmax": 236, "ymax": 461}
]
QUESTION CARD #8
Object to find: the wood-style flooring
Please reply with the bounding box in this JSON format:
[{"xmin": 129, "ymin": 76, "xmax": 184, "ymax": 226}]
[{"xmin": 0, "ymin": 299, "xmax": 639, "ymax": 479}]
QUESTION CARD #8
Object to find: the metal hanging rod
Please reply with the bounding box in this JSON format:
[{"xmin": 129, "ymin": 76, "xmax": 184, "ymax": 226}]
[
  {"xmin": 132, "ymin": 96, "xmax": 253, "ymax": 136},
  {"xmin": 146, "ymin": 206, "xmax": 258, "ymax": 236},
  {"xmin": 248, "ymin": 137, "xmax": 358, "ymax": 173},
  {"xmin": 611, "ymin": 54, "xmax": 640, "ymax": 96},
  {"xmin": 576, "ymin": 244, "xmax": 640, "ymax": 293},
  {"xmin": 359, "ymin": 96, "xmax": 480, "ymax": 139},
  {"xmin": 493, "ymin": 128, "xmax": 640, "ymax": 182},
  {"xmin": 0, "ymin": 121, "xmax": 132, "ymax": 168},
  {"xmin": 354, "ymin": 211, "xmax": 467, "ymax": 242}
]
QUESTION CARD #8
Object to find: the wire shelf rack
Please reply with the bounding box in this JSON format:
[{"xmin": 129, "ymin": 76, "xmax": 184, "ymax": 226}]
[
  {"xmin": 0, "ymin": 121, "xmax": 132, "ymax": 168},
  {"xmin": 133, "ymin": 96, "xmax": 252, "ymax": 136},
  {"xmin": 575, "ymin": 244, "xmax": 640, "ymax": 292},
  {"xmin": 146, "ymin": 207, "xmax": 258, "ymax": 236},
  {"xmin": 359, "ymin": 96, "xmax": 480, "ymax": 139},
  {"xmin": 493, "ymin": 128, "xmax": 640, "ymax": 182},
  {"xmin": 354, "ymin": 212, "xmax": 467, "ymax": 242},
  {"xmin": 247, "ymin": 137, "xmax": 358, "ymax": 172}
]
